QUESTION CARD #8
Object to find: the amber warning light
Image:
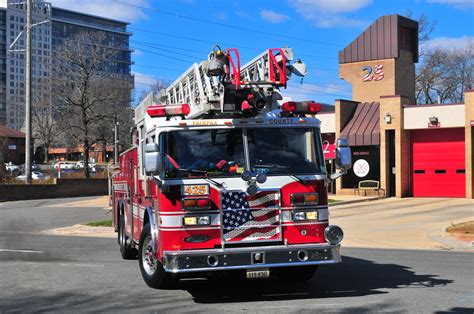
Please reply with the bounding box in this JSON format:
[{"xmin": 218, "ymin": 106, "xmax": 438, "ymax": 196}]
[
  {"xmin": 147, "ymin": 104, "xmax": 190, "ymax": 117},
  {"xmin": 281, "ymin": 101, "xmax": 321, "ymax": 114}
]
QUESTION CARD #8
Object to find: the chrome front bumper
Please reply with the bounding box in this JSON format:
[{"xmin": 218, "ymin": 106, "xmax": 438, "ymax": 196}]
[{"xmin": 162, "ymin": 243, "xmax": 341, "ymax": 273}]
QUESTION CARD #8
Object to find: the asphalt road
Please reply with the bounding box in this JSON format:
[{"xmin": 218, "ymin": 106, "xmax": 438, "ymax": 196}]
[{"xmin": 1, "ymin": 197, "xmax": 473, "ymax": 313}]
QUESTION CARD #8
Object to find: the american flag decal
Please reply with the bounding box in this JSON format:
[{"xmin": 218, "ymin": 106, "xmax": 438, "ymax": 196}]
[{"xmin": 221, "ymin": 190, "xmax": 281, "ymax": 242}]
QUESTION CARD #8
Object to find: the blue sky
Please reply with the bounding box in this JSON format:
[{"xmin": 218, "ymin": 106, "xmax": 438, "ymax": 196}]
[{"xmin": 50, "ymin": 0, "xmax": 474, "ymax": 105}]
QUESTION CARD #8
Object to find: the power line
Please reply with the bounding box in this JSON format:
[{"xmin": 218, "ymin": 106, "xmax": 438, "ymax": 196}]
[
  {"xmin": 132, "ymin": 38, "xmax": 337, "ymax": 61},
  {"xmin": 131, "ymin": 46, "xmax": 198, "ymax": 63},
  {"xmin": 133, "ymin": 64, "xmax": 183, "ymax": 72},
  {"xmin": 287, "ymin": 83, "xmax": 349, "ymax": 98},
  {"xmin": 132, "ymin": 40, "xmax": 210, "ymax": 55},
  {"xmin": 116, "ymin": 0, "xmax": 343, "ymax": 47},
  {"xmin": 132, "ymin": 41, "xmax": 205, "ymax": 60},
  {"xmin": 302, "ymin": 81, "xmax": 352, "ymax": 93}
]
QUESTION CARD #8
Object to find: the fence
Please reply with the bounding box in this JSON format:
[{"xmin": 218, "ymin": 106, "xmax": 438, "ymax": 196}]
[{"xmin": 0, "ymin": 178, "xmax": 108, "ymax": 201}]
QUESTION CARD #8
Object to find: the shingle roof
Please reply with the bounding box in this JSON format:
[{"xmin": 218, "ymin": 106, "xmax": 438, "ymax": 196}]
[
  {"xmin": 340, "ymin": 102, "xmax": 380, "ymax": 146},
  {"xmin": 0, "ymin": 125, "xmax": 25, "ymax": 138}
]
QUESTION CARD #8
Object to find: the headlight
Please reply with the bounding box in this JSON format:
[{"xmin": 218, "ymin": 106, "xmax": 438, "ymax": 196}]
[
  {"xmin": 293, "ymin": 210, "xmax": 318, "ymax": 221},
  {"xmin": 293, "ymin": 211, "xmax": 306, "ymax": 221},
  {"xmin": 305, "ymin": 211, "xmax": 318, "ymax": 220},
  {"xmin": 324, "ymin": 225, "xmax": 344, "ymax": 245},
  {"xmin": 183, "ymin": 215, "xmax": 211, "ymax": 226}
]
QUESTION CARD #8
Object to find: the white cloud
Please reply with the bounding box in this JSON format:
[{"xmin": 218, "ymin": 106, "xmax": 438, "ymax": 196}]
[
  {"xmin": 213, "ymin": 12, "xmax": 227, "ymax": 21},
  {"xmin": 289, "ymin": 0, "xmax": 372, "ymax": 28},
  {"xmin": 50, "ymin": 0, "xmax": 150, "ymax": 22},
  {"xmin": 260, "ymin": 9, "xmax": 290, "ymax": 23},
  {"xmin": 426, "ymin": 0, "xmax": 474, "ymax": 10},
  {"xmin": 292, "ymin": 0, "xmax": 373, "ymax": 14},
  {"xmin": 423, "ymin": 36, "xmax": 474, "ymax": 51},
  {"xmin": 132, "ymin": 49, "xmax": 143, "ymax": 57}
]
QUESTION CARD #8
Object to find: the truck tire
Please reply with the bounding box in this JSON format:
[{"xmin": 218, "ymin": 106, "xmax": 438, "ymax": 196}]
[
  {"xmin": 139, "ymin": 224, "xmax": 177, "ymax": 289},
  {"xmin": 277, "ymin": 266, "xmax": 317, "ymax": 282},
  {"xmin": 119, "ymin": 214, "xmax": 137, "ymax": 260}
]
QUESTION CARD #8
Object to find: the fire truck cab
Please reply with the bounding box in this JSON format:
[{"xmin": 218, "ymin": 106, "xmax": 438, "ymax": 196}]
[{"xmin": 112, "ymin": 47, "xmax": 351, "ymax": 288}]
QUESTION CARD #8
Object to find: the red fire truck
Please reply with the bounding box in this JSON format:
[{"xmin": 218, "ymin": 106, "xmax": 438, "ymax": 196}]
[{"xmin": 112, "ymin": 46, "xmax": 351, "ymax": 288}]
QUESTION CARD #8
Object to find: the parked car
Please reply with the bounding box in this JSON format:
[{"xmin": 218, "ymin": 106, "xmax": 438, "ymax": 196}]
[
  {"xmin": 76, "ymin": 161, "xmax": 96, "ymax": 171},
  {"xmin": 18, "ymin": 163, "xmax": 40, "ymax": 171},
  {"xmin": 54, "ymin": 162, "xmax": 76, "ymax": 170},
  {"xmin": 16, "ymin": 171, "xmax": 49, "ymax": 181},
  {"xmin": 5, "ymin": 162, "xmax": 21, "ymax": 173}
]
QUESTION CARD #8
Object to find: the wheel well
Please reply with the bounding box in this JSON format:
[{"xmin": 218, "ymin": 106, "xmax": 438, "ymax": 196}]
[
  {"xmin": 143, "ymin": 209, "xmax": 150, "ymax": 227},
  {"xmin": 117, "ymin": 201, "xmax": 123, "ymax": 223}
]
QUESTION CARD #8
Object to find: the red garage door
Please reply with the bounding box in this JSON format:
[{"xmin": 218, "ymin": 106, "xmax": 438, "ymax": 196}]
[{"xmin": 411, "ymin": 128, "xmax": 465, "ymax": 197}]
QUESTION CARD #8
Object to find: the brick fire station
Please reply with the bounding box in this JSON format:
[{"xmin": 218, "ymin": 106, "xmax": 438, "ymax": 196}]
[{"xmin": 318, "ymin": 14, "xmax": 473, "ymax": 199}]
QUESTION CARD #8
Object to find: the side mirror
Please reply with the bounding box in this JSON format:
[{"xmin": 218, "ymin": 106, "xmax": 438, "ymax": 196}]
[
  {"xmin": 330, "ymin": 138, "xmax": 351, "ymax": 180},
  {"xmin": 144, "ymin": 143, "xmax": 162, "ymax": 175},
  {"xmin": 335, "ymin": 138, "xmax": 352, "ymax": 170}
]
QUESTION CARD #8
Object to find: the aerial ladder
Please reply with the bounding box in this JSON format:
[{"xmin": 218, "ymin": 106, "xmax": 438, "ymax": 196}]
[{"xmin": 156, "ymin": 45, "xmax": 308, "ymax": 119}]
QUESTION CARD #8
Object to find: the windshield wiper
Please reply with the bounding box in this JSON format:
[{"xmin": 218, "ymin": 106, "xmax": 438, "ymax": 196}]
[
  {"xmin": 177, "ymin": 168, "xmax": 225, "ymax": 188},
  {"xmin": 205, "ymin": 177, "xmax": 225, "ymax": 189}
]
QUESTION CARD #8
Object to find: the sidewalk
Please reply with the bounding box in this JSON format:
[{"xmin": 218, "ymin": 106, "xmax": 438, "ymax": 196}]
[
  {"xmin": 329, "ymin": 194, "xmax": 383, "ymax": 206},
  {"xmin": 330, "ymin": 197, "xmax": 474, "ymax": 251}
]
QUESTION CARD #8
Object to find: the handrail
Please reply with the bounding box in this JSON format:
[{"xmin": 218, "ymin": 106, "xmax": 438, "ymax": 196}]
[
  {"xmin": 268, "ymin": 48, "xmax": 287, "ymax": 87},
  {"xmin": 226, "ymin": 48, "xmax": 241, "ymax": 90}
]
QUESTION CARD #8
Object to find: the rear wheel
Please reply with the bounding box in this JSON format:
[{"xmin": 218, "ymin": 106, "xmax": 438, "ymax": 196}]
[
  {"xmin": 139, "ymin": 224, "xmax": 177, "ymax": 289},
  {"xmin": 277, "ymin": 266, "xmax": 317, "ymax": 282},
  {"xmin": 119, "ymin": 214, "xmax": 137, "ymax": 259}
]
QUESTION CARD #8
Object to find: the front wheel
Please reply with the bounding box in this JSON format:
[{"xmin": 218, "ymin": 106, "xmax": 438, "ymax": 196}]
[
  {"xmin": 277, "ymin": 266, "xmax": 318, "ymax": 282},
  {"xmin": 138, "ymin": 224, "xmax": 177, "ymax": 289}
]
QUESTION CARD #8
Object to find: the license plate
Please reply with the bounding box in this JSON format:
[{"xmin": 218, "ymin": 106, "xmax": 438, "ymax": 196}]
[{"xmin": 246, "ymin": 269, "xmax": 270, "ymax": 279}]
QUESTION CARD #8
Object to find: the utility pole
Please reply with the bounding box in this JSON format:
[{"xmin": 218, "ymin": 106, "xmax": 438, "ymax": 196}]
[
  {"xmin": 114, "ymin": 117, "xmax": 119, "ymax": 167},
  {"xmin": 25, "ymin": 0, "xmax": 33, "ymax": 184}
]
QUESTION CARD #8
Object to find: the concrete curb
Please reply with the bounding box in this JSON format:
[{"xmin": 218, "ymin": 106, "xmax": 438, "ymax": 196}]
[
  {"xmin": 427, "ymin": 218, "xmax": 474, "ymax": 251},
  {"xmin": 329, "ymin": 196, "xmax": 384, "ymax": 207}
]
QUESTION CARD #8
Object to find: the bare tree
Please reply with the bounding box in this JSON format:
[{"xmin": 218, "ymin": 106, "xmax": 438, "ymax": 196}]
[
  {"xmin": 32, "ymin": 95, "xmax": 58, "ymax": 163},
  {"xmin": 409, "ymin": 13, "xmax": 473, "ymax": 104},
  {"xmin": 0, "ymin": 136, "xmax": 6, "ymax": 177},
  {"xmin": 137, "ymin": 79, "xmax": 168, "ymax": 103},
  {"xmin": 416, "ymin": 44, "xmax": 473, "ymax": 104},
  {"xmin": 52, "ymin": 32, "xmax": 132, "ymax": 178}
]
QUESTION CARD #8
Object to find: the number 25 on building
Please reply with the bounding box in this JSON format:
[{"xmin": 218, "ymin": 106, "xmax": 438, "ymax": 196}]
[{"xmin": 362, "ymin": 64, "xmax": 384, "ymax": 82}]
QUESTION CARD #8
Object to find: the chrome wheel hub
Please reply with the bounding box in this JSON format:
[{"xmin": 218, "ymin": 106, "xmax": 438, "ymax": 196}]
[{"xmin": 142, "ymin": 236, "xmax": 157, "ymax": 275}]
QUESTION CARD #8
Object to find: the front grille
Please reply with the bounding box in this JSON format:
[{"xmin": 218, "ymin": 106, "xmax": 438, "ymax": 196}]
[{"xmin": 220, "ymin": 190, "xmax": 282, "ymax": 243}]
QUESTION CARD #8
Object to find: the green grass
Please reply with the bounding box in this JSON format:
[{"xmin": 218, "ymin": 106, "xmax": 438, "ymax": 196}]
[
  {"xmin": 328, "ymin": 199, "xmax": 340, "ymax": 204},
  {"xmin": 84, "ymin": 220, "xmax": 113, "ymax": 227}
]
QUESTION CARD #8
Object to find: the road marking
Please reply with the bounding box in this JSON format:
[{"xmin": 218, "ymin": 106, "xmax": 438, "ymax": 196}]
[
  {"xmin": 0, "ymin": 249, "xmax": 44, "ymax": 254},
  {"xmin": 59, "ymin": 263, "xmax": 105, "ymax": 268}
]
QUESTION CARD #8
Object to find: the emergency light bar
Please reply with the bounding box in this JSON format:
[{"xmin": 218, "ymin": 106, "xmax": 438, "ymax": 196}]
[
  {"xmin": 281, "ymin": 101, "xmax": 321, "ymax": 114},
  {"xmin": 147, "ymin": 104, "xmax": 190, "ymax": 117}
]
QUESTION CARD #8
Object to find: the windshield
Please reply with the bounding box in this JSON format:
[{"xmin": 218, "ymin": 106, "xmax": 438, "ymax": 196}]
[
  {"xmin": 248, "ymin": 128, "xmax": 324, "ymax": 175},
  {"xmin": 161, "ymin": 127, "xmax": 325, "ymax": 179}
]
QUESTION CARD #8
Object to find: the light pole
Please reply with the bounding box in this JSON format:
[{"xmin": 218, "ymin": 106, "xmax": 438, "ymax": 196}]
[
  {"xmin": 114, "ymin": 117, "xmax": 119, "ymax": 167},
  {"xmin": 25, "ymin": 0, "xmax": 33, "ymax": 184}
]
